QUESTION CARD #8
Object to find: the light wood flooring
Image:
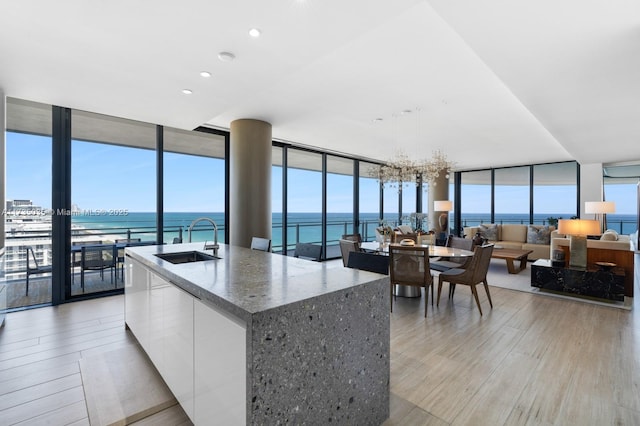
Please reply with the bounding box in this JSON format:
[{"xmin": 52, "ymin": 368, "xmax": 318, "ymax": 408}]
[{"xmin": 1, "ymin": 265, "xmax": 639, "ymax": 425}]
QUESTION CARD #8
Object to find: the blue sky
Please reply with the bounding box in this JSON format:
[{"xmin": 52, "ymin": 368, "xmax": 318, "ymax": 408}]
[{"xmin": 5, "ymin": 131, "xmax": 638, "ymax": 215}]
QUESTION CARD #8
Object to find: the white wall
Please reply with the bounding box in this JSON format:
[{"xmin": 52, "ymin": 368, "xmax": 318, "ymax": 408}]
[{"xmin": 580, "ymin": 162, "xmax": 603, "ymax": 218}]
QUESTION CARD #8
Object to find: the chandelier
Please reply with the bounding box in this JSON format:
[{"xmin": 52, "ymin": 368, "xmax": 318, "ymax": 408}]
[{"xmin": 371, "ymin": 149, "xmax": 455, "ymax": 188}]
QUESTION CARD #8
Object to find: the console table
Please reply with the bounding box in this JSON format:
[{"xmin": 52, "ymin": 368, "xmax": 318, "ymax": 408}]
[{"xmin": 531, "ymin": 259, "xmax": 625, "ymax": 302}]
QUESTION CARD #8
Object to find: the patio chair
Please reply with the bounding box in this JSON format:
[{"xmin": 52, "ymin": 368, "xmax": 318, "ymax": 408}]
[
  {"xmin": 251, "ymin": 237, "xmax": 271, "ymax": 252},
  {"xmin": 389, "ymin": 245, "xmax": 433, "ymax": 317},
  {"xmin": 437, "ymin": 244, "xmax": 494, "ymax": 315},
  {"xmin": 71, "ymin": 240, "xmax": 103, "ymax": 285},
  {"xmin": 80, "ymin": 244, "xmax": 117, "ymax": 292},
  {"xmin": 341, "ymin": 233, "xmax": 362, "ymax": 243},
  {"xmin": 25, "ymin": 246, "xmax": 53, "ymax": 296},
  {"xmin": 294, "ymin": 243, "xmax": 322, "ymax": 261},
  {"xmin": 115, "ymin": 238, "xmax": 141, "ymax": 280}
]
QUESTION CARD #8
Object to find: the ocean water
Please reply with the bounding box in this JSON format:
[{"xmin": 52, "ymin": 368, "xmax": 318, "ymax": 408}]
[{"xmin": 71, "ymin": 212, "xmax": 638, "ymax": 249}]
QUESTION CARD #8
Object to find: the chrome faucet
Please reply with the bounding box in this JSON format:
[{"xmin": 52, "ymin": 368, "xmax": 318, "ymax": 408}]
[{"xmin": 187, "ymin": 217, "xmax": 219, "ymax": 256}]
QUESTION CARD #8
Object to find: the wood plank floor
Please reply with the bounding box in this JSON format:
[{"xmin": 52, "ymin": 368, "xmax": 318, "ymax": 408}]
[{"xmin": 1, "ymin": 265, "xmax": 639, "ymax": 425}]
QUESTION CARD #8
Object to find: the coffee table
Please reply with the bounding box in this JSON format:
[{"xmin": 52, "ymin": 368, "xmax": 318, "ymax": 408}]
[{"xmin": 491, "ymin": 247, "xmax": 534, "ymax": 274}]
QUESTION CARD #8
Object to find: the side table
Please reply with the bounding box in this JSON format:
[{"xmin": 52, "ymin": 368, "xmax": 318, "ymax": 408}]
[{"xmin": 531, "ymin": 259, "xmax": 625, "ymax": 302}]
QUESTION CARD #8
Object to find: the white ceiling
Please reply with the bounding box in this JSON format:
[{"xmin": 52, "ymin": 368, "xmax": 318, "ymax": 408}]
[{"xmin": 1, "ymin": 0, "xmax": 639, "ymax": 171}]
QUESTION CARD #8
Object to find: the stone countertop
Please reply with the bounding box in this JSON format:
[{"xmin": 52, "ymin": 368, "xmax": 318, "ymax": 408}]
[{"xmin": 125, "ymin": 242, "xmax": 387, "ymax": 322}]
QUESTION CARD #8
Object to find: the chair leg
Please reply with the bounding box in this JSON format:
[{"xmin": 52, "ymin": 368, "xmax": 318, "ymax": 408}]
[
  {"xmin": 483, "ymin": 280, "xmax": 493, "ymax": 308},
  {"xmin": 437, "ymin": 279, "xmax": 443, "ymax": 307},
  {"xmin": 449, "ymin": 283, "xmax": 456, "ymax": 298},
  {"xmin": 470, "ymin": 285, "xmax": 483, "ymax": 315},
  {"xmin": 26, "ymin": 273, "xmax": 29, "ymax": 296},
  {"xmin": 81, "ymin": 269, "xmax": 85, "ymax": 293},
  {"xmin": 424, "ymin": 285, "xmax": 428, "ymax": 317}
]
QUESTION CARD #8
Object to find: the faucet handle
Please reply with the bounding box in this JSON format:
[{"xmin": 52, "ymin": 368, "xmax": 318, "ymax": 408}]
[{"xmin": 203, "ymin": 241, "xmax": 219, "ymax": 250}]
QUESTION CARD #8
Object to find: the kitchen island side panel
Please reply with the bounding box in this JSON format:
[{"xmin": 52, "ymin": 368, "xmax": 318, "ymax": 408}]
[{"xmin": 248, "ymin": 276, "xmax": 390, "ymax": 425}]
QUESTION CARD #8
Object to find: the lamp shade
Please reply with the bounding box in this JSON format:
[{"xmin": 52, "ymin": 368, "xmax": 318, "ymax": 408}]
[
  {"xmin": 584, "ymin": 201, "xmax": 616, "ymax": 214},
  {"xmin": 434, "ymin": 200, "xmax": 453, "ymax": 211},
  {"xmin": 557, "ymin": 219, "xmax": 601, "ymax": 236}
]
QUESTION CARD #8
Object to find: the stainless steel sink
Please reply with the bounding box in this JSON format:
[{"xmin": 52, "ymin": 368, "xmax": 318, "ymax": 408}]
[{"xmin": 155, "ymin": 251, "xmax": 220, "ymax": 264}]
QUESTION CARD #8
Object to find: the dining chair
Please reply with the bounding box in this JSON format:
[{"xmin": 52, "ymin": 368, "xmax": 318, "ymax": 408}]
[
  {"xmin": 346, "ymin": 251, "xmax": 389, "ymax": 275},
  {"xmin": 294, "ymin": 243, "xmax": 322, "ymax": 261},
  {"xmin": 25, "ymin": 246, "xmax": 53, "ymax": 296},
  {"xmin": 437, "ymin": 244, "xmax": 494, "ymax": 315},
  {"xmin": 430, "ymin": 235, "xmax": 474, "ymax": 272},
  {"xmin": 71, "ymin": 240, "xmax": 103, "ymax": 285},
  {"xmin": 250, "ymin": 237, "xmax": 272, "ymax": 252},
  {"xmin": 339, "ymin": 239, "xmax": 361, "ymax": 267},
  {"xmin": 341, "ymin": 233, "xmax": 362, "ymax": 243},
  {"xmin": 389, "ymin": 245, "xmax": 433, "ymax": 317},
  {"xmin": 80, "ymin": 244, "xmax": 117, "ymax": 292}
]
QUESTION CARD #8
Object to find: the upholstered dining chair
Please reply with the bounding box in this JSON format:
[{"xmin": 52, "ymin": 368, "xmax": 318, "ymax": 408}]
[
  {"xmin": 389, "ymin": 244, "xmax": 433, "ymax": 317},
  {"xmin": 437, "ymin": 244, "xmax": 495, "ymax": 315},
  {"xmin": 339, "ymin": 239, "xmax": 361, "ymax": 267},
  {"xmin": 430, "ymin": 235, "xmax": 474, "ymax": 272},
  {"xmin": 341, "ymin": 233, "xmax": 362, "ymax": 243},
  {"xmin": 294, "ymin": 243, "xmax": 322, "ymax": 261},
  {"xmin": 250, "ymin": 237, "xmax": 272, "ymax": 252}
]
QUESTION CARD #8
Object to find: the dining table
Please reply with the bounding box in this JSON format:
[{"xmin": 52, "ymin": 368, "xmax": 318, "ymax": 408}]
[{"xmin": 359, "ymin": 241, "xmax": 475, "ymax": 297}]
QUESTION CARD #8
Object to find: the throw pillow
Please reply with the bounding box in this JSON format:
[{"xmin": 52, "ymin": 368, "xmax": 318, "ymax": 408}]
[
  {"xmin": 527, "ymin": 225, "xmax": 552, "ymax": 245},
  {"xmin": 600, "ymin": 230, "xmax": 618, "ymax": 241},
  {"xmin": 478, "ymin": 224, "xmax": 498, "ymax": 241}
]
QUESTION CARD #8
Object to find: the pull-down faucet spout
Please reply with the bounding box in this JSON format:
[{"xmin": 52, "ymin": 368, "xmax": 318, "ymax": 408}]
[{"xmin": 187, "ymin": 217, "xmax": 219, "ymax": 256}]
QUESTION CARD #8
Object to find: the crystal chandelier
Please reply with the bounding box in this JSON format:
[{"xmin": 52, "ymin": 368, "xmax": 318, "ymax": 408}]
[{"xmin": 371, "ymin": 149, "xmax": 455, "ymax": 188}]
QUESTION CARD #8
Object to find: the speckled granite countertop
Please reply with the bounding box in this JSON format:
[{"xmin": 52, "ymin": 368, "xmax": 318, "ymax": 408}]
[{"xmin": 125, "ymin": 242, "xmax": 386, "ymax": 322}]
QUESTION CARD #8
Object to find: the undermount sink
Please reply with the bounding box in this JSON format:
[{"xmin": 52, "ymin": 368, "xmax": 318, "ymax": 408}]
[{"xmin": 155, "ymin": 251, "xmax": 220, "ymax": 264}]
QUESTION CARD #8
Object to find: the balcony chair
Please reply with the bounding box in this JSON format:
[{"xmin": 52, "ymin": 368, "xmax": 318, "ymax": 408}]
[
  {"xmin": 430, "ymin": 235, "xmax": 474, "ymax": 272},
  {"xmin": 339, "ymin": 239, "xmax": 361, "ymax": 267},
  {"xmin": 80, "ymin": 244, "xmax": 117, "ymax": 292},
  {"xmin": 437, "ymin": 244, "xmax": 494, "ymax": 315},
  {"xmin": 25, "ymin": 246, "xmax": 53, "ymax": 296},
  {"xmin": 346, "ymin": 251, "xmax": 389, "ymax": 275},
  {"xmin": 115, "ymin": 238, "xmax": 141, "ymax": 280},
  {"xmin": 250, "ymin": 237, "xmax": 272, "ymax": 252},
  {"xmin": 389, "ymin": 245, "xmax": 433, "ymax": 317},
  {"xmin": 71, "ymin": 240, "xmax": 103, "ymax": 285},
  {"xmin": 294, "ymin": 243, "xmax": 322, "ymax": 261}
]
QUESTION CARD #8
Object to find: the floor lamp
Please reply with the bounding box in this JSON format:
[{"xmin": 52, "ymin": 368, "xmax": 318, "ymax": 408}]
[
  {"xmin": 584, "ymin": 201, "xmax": 615, "ymax": 234},
  {"xmin": 557, "ymin": 219, "xmax": 601, "ymax": 269},
  {"xmin": 434, "ymin": 200, "xmax": 453, "ymax": 239}
]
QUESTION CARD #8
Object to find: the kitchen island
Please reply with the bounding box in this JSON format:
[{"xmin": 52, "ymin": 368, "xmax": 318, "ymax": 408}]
[{"xmin": 124, "ymin": 243, "xmax": 389, "ymax": 425}]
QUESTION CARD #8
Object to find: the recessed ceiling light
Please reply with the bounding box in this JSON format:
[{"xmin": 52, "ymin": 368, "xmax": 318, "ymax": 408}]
[
  {"xmin": 372, "ymin": 118, "xmax": 383, "ymax": 123},
  {"xmin": 401, "ymin": 109, "xmax": 412, "ymax": 115},
  {"xmin": 182, "ymin": 89, "xmax": 193, "ymax": 95},
  {"xmin": 200, "ymin": 71, "xmax": 211, "ymax": 78},
  {"xmin": 218, "ymin": 51, "xmax": 236, "ymax": 62},
  {"xmin": 249, "ymin": 28, "xmax": 261, "ymax": 38}
]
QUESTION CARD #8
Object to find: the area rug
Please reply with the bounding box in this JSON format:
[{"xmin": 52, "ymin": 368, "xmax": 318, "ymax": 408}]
[
  {"xmin": 485, "ymin": 259, "xmax": 632, "ymax": 310},
  {"xmin": 79, "ymin": 343, "xmax": 184, "ymax": 425}
]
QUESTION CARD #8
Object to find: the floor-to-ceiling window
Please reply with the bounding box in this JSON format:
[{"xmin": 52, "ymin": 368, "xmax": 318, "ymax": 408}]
[
  {"xmin": 494, "ymin": 166, "xmax": 530, "ymax": 224},
  {"xmin": 603, "ymin": 164, "xmax": 639, "ymax": 235},
  {"xmin": 326, "ymin": 155, "xmax": 354, "ymax": 254},
  {"xmin": 359, "ymin": 162, "xmax": 381, "ymax": 241},
  {"xmin": 460, "ymin": 170, "xmax": 492, "ymax": 227},
  {"xmin": 271, "ymin": 146, "xmax": 284, "ymax": 252},
  {"xmin": 533, "ymin": 162, "xmax": 578, "ymax": 226},
  {"xmin": 382, "ymin": 185, "xmax": 400, "ymax": 226},
  {"xmin": 4, "ymin": 98, "xmax": 53, "ymax": 308},
  {"xmin": 286, "ymin": 149, "xmax": 323, "ymax": 252},
  {"xmin": 163, "ymin": 128, "xmax": 226, "ymax": 245},
  {"xmin": 71, "ymin": 110, "xmax": 156, "ymax": 296}
]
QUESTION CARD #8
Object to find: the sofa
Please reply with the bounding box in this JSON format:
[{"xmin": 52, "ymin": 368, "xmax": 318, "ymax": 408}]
[
  {"xmin": 549, "ymin": 229, "xmax": 633, "ymax": 255},
  {"xmin": 463, "ymin": 224, "xmax": 555, "ymax": 260}
]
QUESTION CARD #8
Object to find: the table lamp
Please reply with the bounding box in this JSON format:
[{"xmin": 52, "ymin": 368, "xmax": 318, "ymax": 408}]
[
  {"xmin": 557, "ymin": 219, "xmax": 601, "ymax": 269},
  {"xmin": 584, "ymin": 201, "xmax": 615, "ymax": 234},
  {"xmin": 434, "ymin": 200, "xmax": 453, "ymax": 237}
]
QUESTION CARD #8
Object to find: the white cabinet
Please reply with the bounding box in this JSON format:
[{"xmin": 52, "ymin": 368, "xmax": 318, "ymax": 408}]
[
  {"xmin": 194, "ymin": 299, "xmax": 246, "ymax": 425},
  {"xmin": 125, "ymin": 256, "xmax": 246, "ymax": 425}
]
